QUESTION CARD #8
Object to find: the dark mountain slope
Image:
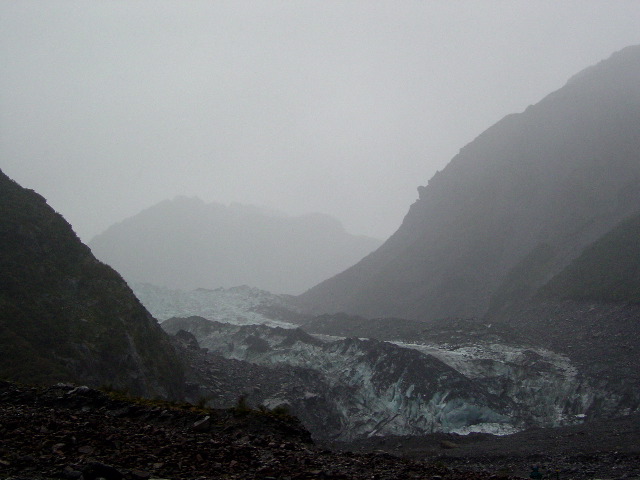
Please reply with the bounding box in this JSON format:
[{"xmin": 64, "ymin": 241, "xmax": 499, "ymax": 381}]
[
  {"xmin": 89, "ymin": 197, "xmax": 381, "ymax": 294},
  {"xmin": 299, "ymin": 45, "xmax": 640, "ymax": 320},
  {"xmin": 538, "ymin": 210, "xmax": 640, "ymax": 304},
  {"xmin": 487, "ymin": 210, "xmax": 640, "ymax": 411},
  {"xmin": 0, "ymin": 169, "xmax": 184, "ymax": 398}
]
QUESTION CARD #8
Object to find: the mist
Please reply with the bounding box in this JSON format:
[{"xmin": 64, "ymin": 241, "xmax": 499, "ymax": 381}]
[{"xmin": 1, "ymin": 1, "xmax": 639, "ymax": 241}]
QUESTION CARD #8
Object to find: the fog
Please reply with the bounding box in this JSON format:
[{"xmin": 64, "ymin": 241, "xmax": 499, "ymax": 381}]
[{"xmin": 1, "ymin": 1, "xmax": 639, "ymax": 241}]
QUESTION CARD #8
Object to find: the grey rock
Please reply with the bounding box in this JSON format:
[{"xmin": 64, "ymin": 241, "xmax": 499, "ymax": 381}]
[{"xmin": 192, "ymin": 415, "xmax": 211, "ymax": 432}]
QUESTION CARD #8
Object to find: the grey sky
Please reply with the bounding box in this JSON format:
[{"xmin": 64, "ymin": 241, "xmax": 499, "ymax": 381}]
[{"xmin": 1, "ymin": 1, "xmax": 639, "ymax": 241}]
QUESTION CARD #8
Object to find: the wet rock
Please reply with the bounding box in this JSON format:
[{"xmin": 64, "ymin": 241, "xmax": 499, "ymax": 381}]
[
  {"xmin": 130, "ymin": 469, "xmax": 151, "ymax": 479},
  {"xmin": 62, "ymin": 465, "xmax": 83, "ymax": 479},
  {"xmin": 52, "ymin": 442, "xmax": 66, "ymax": 454},
  {"xmin": 82, "ymin": 462, "xmax": 123, "ymax": 480},
  {"xmin": 192, "ymin": 415, "xmax": 211, "ymax": 432},
  {"xmin": 68, "ymin": 386, "xmax": 92, "ymax": 395}
]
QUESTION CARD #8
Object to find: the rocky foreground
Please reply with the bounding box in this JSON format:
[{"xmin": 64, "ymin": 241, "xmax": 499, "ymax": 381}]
[
  {"xmin": 0, "ymin": 381, "xmax": 503, "ymax": 480},
  {"xmin": 328, "ymin": 415, "xmax": 640, "ymax": 480},
  {"xmin": 2, "ymin": 381, "xmax": 639, "ymax": 480}
]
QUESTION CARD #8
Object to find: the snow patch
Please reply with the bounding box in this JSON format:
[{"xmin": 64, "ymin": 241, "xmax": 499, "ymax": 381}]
[{"xmin": 132, "ymin": 282, "xmax": 299, "ymax": 328}]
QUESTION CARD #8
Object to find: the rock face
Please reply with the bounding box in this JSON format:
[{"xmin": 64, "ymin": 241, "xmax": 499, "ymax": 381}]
[
  {"xmin": 298, "ymin": 45, "xmax": 640, "ymax": 321},
  {"xmin": 140, "ymin": 270, "xmax": 637, "ymax": 442},
  {"xmin": 88, "ymin": 197, "xmax": 381, "ymax": 295},
  {"xmin": 536, "ymin": 210, "xmax": 640, "ymax": 305},
  {"xmin": 299, "ymin": 311, "xmax": 640, "ymax": 432},
  {"xmin": 170, "ymin": 326, "xmax": 346, "ymax": 438},
  {"xmin": 13, "ymin": 379, "xmax": 624, "ymax": 480},
  {"xmin": 161, "ymin": 316, "xmax": 603, "ymax": 440},
  {"xmin": 0, "ymin": 169, "xmax": 184, "ymax": 399},
  {"xmin": 491, "ymin": 299, "xmax": 640, "ymax": 417}
]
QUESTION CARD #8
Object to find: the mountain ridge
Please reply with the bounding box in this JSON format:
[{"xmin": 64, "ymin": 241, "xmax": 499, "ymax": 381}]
[
  {"xmin": 89, "ymin": 196, "xmax": 381, "ymax": 295},
  {"xmin": 298, "ymin": 44, "xmax": 640, "ymax": 321},
  {"xmin": 0, "ymin": 169, "xmax": 184, "ymax": 398}
]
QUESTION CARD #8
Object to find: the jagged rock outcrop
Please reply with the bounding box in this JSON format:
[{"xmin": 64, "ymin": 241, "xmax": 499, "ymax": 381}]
[
  {"xmin": 300, "ymin": 311, "xmax": 639, "ymax": 427},
  {"xmin": 162, "ymin": 317, "xmax": 542, "ymax": 440},
  {"xmin": 0, "ymin": 169, "xmax": 184, "ymax": 398},
  {"xmin": 169, "ymin": 325, "xmax": 344, "ymax": 438},
  {"xmin": 298, "ymin": 45, "xmax": 640, "ymax": 321},
  {"xmin": 88, "ymin": 197, "xmax": 381, "ymax": 294}
]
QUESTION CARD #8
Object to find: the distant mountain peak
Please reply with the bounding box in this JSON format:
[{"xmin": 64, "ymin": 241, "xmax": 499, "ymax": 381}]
[{"xmin": 89, "ymin": 197, "xmax": 381, "ymax": 294}]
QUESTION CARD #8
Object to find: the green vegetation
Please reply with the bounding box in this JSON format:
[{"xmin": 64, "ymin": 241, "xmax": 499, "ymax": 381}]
[
  {"xmin": 230, "ymin": 396, "xmax": 295, "ymax": 420},
  {"xmin": 232, "ymin": 395, "xmax": 252, "ymax": 416},
  {"xmin": 195, "ymin": 394, "xmax": 212, "ymax": 409},
  {"xmin": 271, "ymin": 404, "xmax": 291, "ymax": 416},
  {"xmin": 98, "ymin": 383, "xmax": 294, "ymax": 422},
  {"xmin": 99, "ymin": 385, "xmax": 212, "ymax": 414}
]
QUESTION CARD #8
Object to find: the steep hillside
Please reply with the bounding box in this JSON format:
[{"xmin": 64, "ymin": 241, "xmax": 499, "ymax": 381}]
[
  {"xmin": 299, "ymin": 45, "xmax": 640, "ymax": 320},
  {"xmin": 88, "ymin": 197, "xmax": 381, "ymax": 295},
  {"xmin": 538, "ymin": 210, "xmax": 640, "ymax": 304},
  {"xmin": 487, "ymin": 209, "xmax": 640, "ymax": 316},
  {"xmin": 0, "ymin": 169, "xmax": 184, "ymax": 398},
  {"xmin": 485, "ymin": 211, "xmax": 640, "ymax": 410}
]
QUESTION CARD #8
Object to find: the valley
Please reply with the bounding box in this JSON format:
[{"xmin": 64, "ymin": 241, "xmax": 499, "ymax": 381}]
[
  {"xmin": 2, "ymin": 43, "xmax": 640, "ymax": 479},
  {"xmin": 137, "ymin": 283, "xmax": 640, "ymax": 478},
  {"xmin": 138, "ymin": 284, "xmax": 631, "ymax": 442}
]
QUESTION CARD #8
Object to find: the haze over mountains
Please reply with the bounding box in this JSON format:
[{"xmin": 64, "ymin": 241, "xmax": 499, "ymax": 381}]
[
  {"xmin": 299, "ymin": 45, "xmax": 640, "ymax": 321},
  {"xmin": 2, "ymin": 44, "xmax": 640, "ymax": 479},
  {"xmin": 89, "ymin": 197, "xmax": 381, "ymax": 295},
  {"xmin": 126, "ymin": 45, "xmax": 640, "ymax": 440}
]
